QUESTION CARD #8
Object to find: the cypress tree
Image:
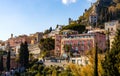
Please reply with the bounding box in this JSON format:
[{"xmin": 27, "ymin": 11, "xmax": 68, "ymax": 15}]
[
  {"xmin": 94, "ymin": 43, "xmax": 98, "ymax": 76},
  {"xmin": 24, "ymin": 41, "xmax": 29, "ymax": 68},
  {"xmin": 102, "ymin": 29, "xmax": 120, "ymax": 76},
  {"xmin": 107, "ymin": 29, "xmax": 110, "ymax": 52},
  {"xmin": 6, "ymin": 50, "xmax": 10, "ymax": 71},
  {"xmin": 0, "ymin": 55, "xmax": 3, "ymax": 71},
  {"xmin": 19, "ymin": 42, "xmax": 29, "ymax": 68},
  {"xmin": 19, "ymin": 42, "xmax": 24, "ymax": 66}
]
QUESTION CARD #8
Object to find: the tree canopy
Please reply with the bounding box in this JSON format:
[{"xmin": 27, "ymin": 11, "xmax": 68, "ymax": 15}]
[
  {"xmin": 61, "ymin": 24, "xmax": 85, "ymax": 34},
  {"xmin": 102, "ymin": 29, "xmax": 120, "ymax": 76},
  {"xmin": 39, "ymin": 38, "xmax": 55, "ymax": 51}
]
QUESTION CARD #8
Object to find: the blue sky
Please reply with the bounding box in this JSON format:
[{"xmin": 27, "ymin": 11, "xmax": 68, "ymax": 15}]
[{"xmin": 0, "ymin": 0, "xmax": 96, "ymax": 41}]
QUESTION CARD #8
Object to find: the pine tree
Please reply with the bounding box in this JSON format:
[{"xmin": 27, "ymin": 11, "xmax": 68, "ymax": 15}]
[
  {"xmin": 6, "ymin": 50, "xmax": 10, "ymax": 71},
  {"xmin": 102, "ymin": 29, "xmax": 120, "ymax": 76}
]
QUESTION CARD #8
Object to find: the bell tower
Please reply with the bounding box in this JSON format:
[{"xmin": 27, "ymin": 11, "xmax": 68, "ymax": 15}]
[{"xmin": 11, "ymin": 34, "xmax": 13, "ymax": 38}]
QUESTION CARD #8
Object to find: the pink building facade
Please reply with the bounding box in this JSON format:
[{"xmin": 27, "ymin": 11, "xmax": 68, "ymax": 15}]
[
  {"xmin": 3, "ymin": 56, "xmax": 19, "ymax": 69},
  {"xmin": 55, "ymin": 32, "xmax": 106, "ymax": 57}
]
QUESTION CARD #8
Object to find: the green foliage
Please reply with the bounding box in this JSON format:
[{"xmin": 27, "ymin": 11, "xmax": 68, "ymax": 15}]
[
  {"xmin": 26, "ymin": 60, "xmax": 75, "ymax": 76},
  {"xmin": 64, "ymin": 44, "xmax": 71, "ymax": 53},
  {"xmin": 69, "ymin": 64, "xmax": 81, "ymax": 76},
  {"xmin": 38, "ymin": 65, "xmax": 44, "ymax": 74},
  {"xmin": 29, "ymin": 59, "xmax": 38, "ymax": 68},
  {"xmin": 44, "ymin": 27, "xmax": 52, "ymax": 35},
  {"xmin": 43, "ymin": 66, "xmax": 54, "ymax": 75},
  {"xmin": 59, "ymin": 66, "xmax": 73, "ymax": 76},
  {"xmin": 35, "ymin": 72, "xmax": 41, "ymax": 76},
  {"xmin": 39, "ymin": 38, "xmax": 55, "ymax": 51},
  {"xmin": 59, "ymin": 71, "xmax": 73, "ymax": 76},
  {"xmin": 61, "ymin": 24, "xmax": 85, "ymax": 34},
  {"xmin": 77, "ymin": 0, "xmax": 120, "ymax": 27},
  {"xmin": 52, "ymin": 69, "xmax": 57, "ymax": 76},
  {"xmin": 0, "ymin": 50, "xmax": 7, "ymax": 55},
  {"xmin": 31, "ymin": 64, "xmax": 39, "ymax": 71},
  {"xmin": 19, "ymin": 42, "xmax": 29, "ymax": 68},
  {"xmin": 44, "ymin": 30, "xmax": 50, "ymax": 35},
  {"xmin": 77, "ymin": 7, "xmax": 93, "ymax": 26},
  {"xmin": 102, "ymin": 29, "xmax": 120, "ymax": 76},
  {"xmin": 39, "ymin": 38, "xmax": 55, "ymax": 57}
]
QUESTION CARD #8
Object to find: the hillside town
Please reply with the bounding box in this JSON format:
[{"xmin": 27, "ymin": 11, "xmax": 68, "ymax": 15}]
[{"xmin": 0, "ymin": 0, "xmax": 120, "ymax": 76}]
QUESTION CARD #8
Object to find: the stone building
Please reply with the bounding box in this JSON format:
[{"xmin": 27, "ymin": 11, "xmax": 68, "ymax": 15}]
[
  {"xmin": 105, "ymin": 20, "xmax": 120, "ymax": 49},
  {"xmin": 3, "ymin": 55, "xmax": 19, "ymax": 69},
  {"xmin": 89, "ymin": 4, "xmax": 98, "ymax": 27},
  {"xmin": 105, "ymin": 20, "xmax": 120, "ymax": 35},
  {"xmin": 54, "ymin": 30, "xmax": 78, "ymax": 56},
  {"xmin": 46, "ymin": 25, "xmax": 63, "ymax": 39},
  {"xmin": 6, "ymin": 32, "xmax": 43, "ymax": 55},
  {"xmin": 30, "ymin": 32, "xmax": 43, "ymax": 44},
  {"xmin": 54, "ymin": 30, "xmax": 106, "ymax": 57}
]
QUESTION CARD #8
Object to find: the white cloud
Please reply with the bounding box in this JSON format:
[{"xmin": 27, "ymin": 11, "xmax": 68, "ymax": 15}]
[{"xmin": 62, "ymin": 0, "xmax": 77, "ymax": 5}]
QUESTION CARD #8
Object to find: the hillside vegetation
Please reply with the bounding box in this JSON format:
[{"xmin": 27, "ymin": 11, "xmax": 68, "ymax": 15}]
[
  {"xmin": 61, "ymin": 24, "xmax": 85, "ymax": 34},
  {"xmin": 78, "ymin": 0, "xmax": 120, "ymax": 26}
]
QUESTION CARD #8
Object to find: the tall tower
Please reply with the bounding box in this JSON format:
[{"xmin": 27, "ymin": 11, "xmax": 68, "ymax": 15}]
[
  {"xmin": 11, "ymin": 34, "xmax": 13, "ymax": 38},
  {"xmin": 69, "ymin": 18, "xmax": 72, "ymax": 25}
]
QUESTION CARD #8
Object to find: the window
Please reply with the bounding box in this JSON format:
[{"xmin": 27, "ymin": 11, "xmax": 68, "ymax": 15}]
[
  {"xmin": 81, "ymin": 46, "xmax": 84, "ymax": 51},
  {"xmin": 72, "ymin": 60, "xmax": 75, "ymax": 64},
  {"xmin": 78, "ymin": 41, "xmax": 80, "ymax": 46},
  {"xmin": 79, "ymin": 36, "xmax": 82, "ymax": 38},
  {"xmin": 82, "ymin": 41, "xmax": 84, "ymax": 45},
  {"xmin": 88, "ymin": 40, "xmax": 91, "ymax": 49},
  {"xmin": 90, "ymin": 35, "xmax": 93, "ymax": 38},
  {"xmin": 84, "ymin": 36, "xmax": 87, "ymax": 38},
  {"xmin": 76, "ymin": 47, "xmax": 78, "ymax": 51},
  {"xmin": 111, "ymin": 28, "xmax": 113, "ymax": 31},
  {"xmin": 94, "ymin": 20, "xmax": 97, "ymax": 22}
]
